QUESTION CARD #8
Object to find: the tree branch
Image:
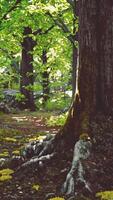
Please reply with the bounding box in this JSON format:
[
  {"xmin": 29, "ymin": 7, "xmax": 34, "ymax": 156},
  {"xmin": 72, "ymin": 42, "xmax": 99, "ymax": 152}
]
[
  {"xmin": 1, "ymin": 0, "xmax": 21, "ymax": 21},
  {"xmin": 32, "ymin": 29, "xmax": 42, "ymax": 35},
  {"xmin": 42, "ymin": 25, "xmax": 54, "ymax": 35},
  {"xmin": 46, "ymin": 12, "xmax": 76, "ymax": 46},
  {"xmin": 32, "ymin": 25, "xmax": 54, "ymax": 36}
]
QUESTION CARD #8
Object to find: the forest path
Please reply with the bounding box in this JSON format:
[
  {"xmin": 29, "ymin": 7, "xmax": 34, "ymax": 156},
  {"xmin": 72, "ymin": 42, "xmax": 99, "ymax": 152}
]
[
  {"xmin": 0, "ymin": 111, "xmax": 65, "ymax": 200},
  {"xmin": 0, "ymin": 111, "xmax": 59, "ymax": 134},
  {"xmin": 0, "ymin": 111, "xmax": 60, "ymax": 159}
]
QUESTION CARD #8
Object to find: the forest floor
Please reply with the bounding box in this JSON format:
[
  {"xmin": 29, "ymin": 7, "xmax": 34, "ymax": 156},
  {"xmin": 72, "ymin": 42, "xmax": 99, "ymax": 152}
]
[
  {"xmin": 0, "ymin": 112, "xmax": 113, "ymax": 200},
  {"xmin": 0, "ymin": 111, "xmax": 70, "ymax": 200}
]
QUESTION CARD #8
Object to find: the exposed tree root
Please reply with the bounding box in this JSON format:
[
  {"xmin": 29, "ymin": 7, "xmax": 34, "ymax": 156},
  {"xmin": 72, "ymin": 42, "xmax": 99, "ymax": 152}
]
[
  {"xmin": 20, "ymin": 152, "xmax": 56, "ymax": 168},
  {"xmin": 22, "ymin": 134, "xmax": 55, "ymax": 159},
  {"xmin": 19, "ymin": 133, "xmax": 93, "ymax": 196},
  {"xmin": 16, "ymin": 134, "xmax": 57, "ymax": 171},
  {"xmin": 0, "ymin": 132, "xmax": 93, "ymax": 197},
  {"xmin": 61, "ymin": 137, "xmax": 92, "ymax": 195}
]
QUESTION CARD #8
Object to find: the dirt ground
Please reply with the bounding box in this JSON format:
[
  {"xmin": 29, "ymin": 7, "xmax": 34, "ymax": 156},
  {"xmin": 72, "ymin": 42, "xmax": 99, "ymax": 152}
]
[
  {"xmin": 0, "ymin": 111, "xmax": 68, "ymax": 200},
  {"xmin": 1, "ymin": 112, "xmax": 113, "ymax": 200}
]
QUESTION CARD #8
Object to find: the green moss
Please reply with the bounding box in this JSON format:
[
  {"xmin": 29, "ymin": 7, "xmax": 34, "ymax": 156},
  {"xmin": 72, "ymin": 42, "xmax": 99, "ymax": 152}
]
[
  {"xmin": 12, "ymin": 150, "xmax": 20, "ymax": 155},
  {"xmin": 46, "ymin": 114, "xmax": 67, "ymax": 127},
  {"xmin": 32, "ymin": 184, "xmax": 40, "ymax": 191},
  {"xmin": 0, "ymin": 168, "xmax": 14, "ymax": 175},
  {"xmin": 0, "ymin": 168, "xmax": 14, "ymax": 182},
  {"xmin": 81, "ymin": 112, "xmax": 90, "ymax": 132},
  {"xmin": 0, "ymin": 174, "xmax": 12, "ymax": 181},
  {"xmin": 79, "ymin": 133, "xmax": 90, "ymax": 140},
  {"xmin": 3, "ymin": 137, "xmax": 17, "ymax": 142},
  {"xmin": 0, "ymin": 151, "xmax": 9, "ymax": 157},
  {"xmin": 96, "ymin": 191, "xmax": 113, "ymax": 200},
  {"xmin": 49, "ymin": 198, "xmax": 65, "ymax": 200}
]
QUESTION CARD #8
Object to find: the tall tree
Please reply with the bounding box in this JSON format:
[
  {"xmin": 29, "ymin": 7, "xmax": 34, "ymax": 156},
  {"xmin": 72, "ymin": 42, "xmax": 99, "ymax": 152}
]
[
  {"xmin": 60, "ymin": 0, "xmax": 113, "ymax": 140},
  {"xmin": 59, "ymin": 0, "xmax": 113, "ymax": 195},
  {"xmin": 20, "ymin": 0, "xmax": 113, "ymax": 197},
  {"xmin": 20, "ymin": 27, "xmax": 36, "ymax": 111}
]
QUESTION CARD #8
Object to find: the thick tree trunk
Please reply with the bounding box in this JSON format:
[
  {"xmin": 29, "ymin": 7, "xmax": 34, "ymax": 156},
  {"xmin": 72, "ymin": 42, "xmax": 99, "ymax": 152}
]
[
  {"xmin": 41, "ymin": 50, "xmax": 50, "ymax": 107},
  {"xmin": 59, "ymin": 2, "xmax": 113, "ymax": 196},
  {"xmin": 79, "ymin": 0, "xmax": 113, "ymax": 114},
  {"xmin": 60, "ymin": 0, "xmax": 113, "ymax": 143},
  {"xmin": 20, "ymin": 27, "xmax": 36, "ymax": 111}
]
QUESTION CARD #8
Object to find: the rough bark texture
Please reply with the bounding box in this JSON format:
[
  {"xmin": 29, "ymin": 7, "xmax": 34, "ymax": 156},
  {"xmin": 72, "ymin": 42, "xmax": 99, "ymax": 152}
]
[
  {"xmin": 79, "ymin": 0, "xmax": 113, "ymax": 114},
  {"xmin": 60, "ymin": 0, "xmax": 113, "ymax": 144},
  {"xmin": 20, "ymin": 27, "xmax": 36, "ymax": 111},
  {"xmin": 96, "ymin": 1, "xmax": 113, "ymax": 114}
]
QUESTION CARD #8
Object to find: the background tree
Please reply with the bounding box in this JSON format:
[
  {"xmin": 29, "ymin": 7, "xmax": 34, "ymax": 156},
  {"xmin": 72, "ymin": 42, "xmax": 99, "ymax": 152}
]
[
  {"xmin": 0, "ymin": 0, "xmax": 73, "ymax": 111},
  {"xmin": 20, "ymin": 26, "xmax": 36, "ymax": 111},
  {"xmin": 41, "ymin": 49, "xmax": 50, "ymax": 107},
  {"xmin": 20, "ymin": 0, "xmax": 113, "ymax": 197}
]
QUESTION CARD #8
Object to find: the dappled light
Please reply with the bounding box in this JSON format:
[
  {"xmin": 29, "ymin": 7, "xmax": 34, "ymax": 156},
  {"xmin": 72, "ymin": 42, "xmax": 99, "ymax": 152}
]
[
  {"xmin": 0, "ymin": 0, "xmax": 113, "ymax": 199},
  {"xmin": 12, "ymin": 116, "xmax": 28, "ymax": 122},
  {"xmin": 0, "ymin": 111, "xmax": 61, "ymax": 198}
]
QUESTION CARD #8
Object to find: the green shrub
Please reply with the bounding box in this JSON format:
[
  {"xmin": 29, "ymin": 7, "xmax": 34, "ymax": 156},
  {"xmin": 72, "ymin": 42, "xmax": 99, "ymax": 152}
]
[{"xmin": 46, "ymin": 113, "xmax": 67, "ymax": 126}]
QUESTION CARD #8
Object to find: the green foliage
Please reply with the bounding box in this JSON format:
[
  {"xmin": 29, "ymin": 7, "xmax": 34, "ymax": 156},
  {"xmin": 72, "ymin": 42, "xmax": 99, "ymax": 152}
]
[
  {"xmin": 0, "ymin": 0, "xmax": 75, "ymax": 110},
  {"xmin": 46, "ymin": 113, "xmax": 67, "ymax": 126},
  {"xmin": 0, "ymin": 92, "xmax": 4, "ymax": 101},
  {"xmin": 45, "ymin": 93, "xmax": 71, "ymax": 111},
  {"xmin": 96, "ymin": 191, "xmax": 113, "ymax": 200},
  {"xmin": 15, "ymin": 93, "xmax": 25, "ymax": 102}
]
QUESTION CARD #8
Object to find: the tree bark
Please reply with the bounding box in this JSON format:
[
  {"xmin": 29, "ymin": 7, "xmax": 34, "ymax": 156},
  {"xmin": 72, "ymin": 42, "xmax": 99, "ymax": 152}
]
[
  {"xmin": 79, "ymin": 0, "xmax": 113, "ymax": 114},
  {"xmin": 57, "ymin": 0, "xmax": 113, "ymax": 144},
  {"xmin": 59, "ymin": 1, "xmax": 113, "ymax": 195},
  {"xmin": 72, "ymin": 0, "xmax": 78, "ymax": 98},
  {"xmin": 20, "ymin": 27, "xmax": 36, "ymax": 111}
]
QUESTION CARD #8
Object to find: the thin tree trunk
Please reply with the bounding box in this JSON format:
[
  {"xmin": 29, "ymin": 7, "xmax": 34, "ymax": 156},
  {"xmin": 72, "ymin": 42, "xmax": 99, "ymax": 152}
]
[
  {"xmin": 20, "ymin": 27, "xmax": 36, "ymax": 111},
  {"xmin": 42, "ymin": 50, "xmax": 50, "ymax": 107}
]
